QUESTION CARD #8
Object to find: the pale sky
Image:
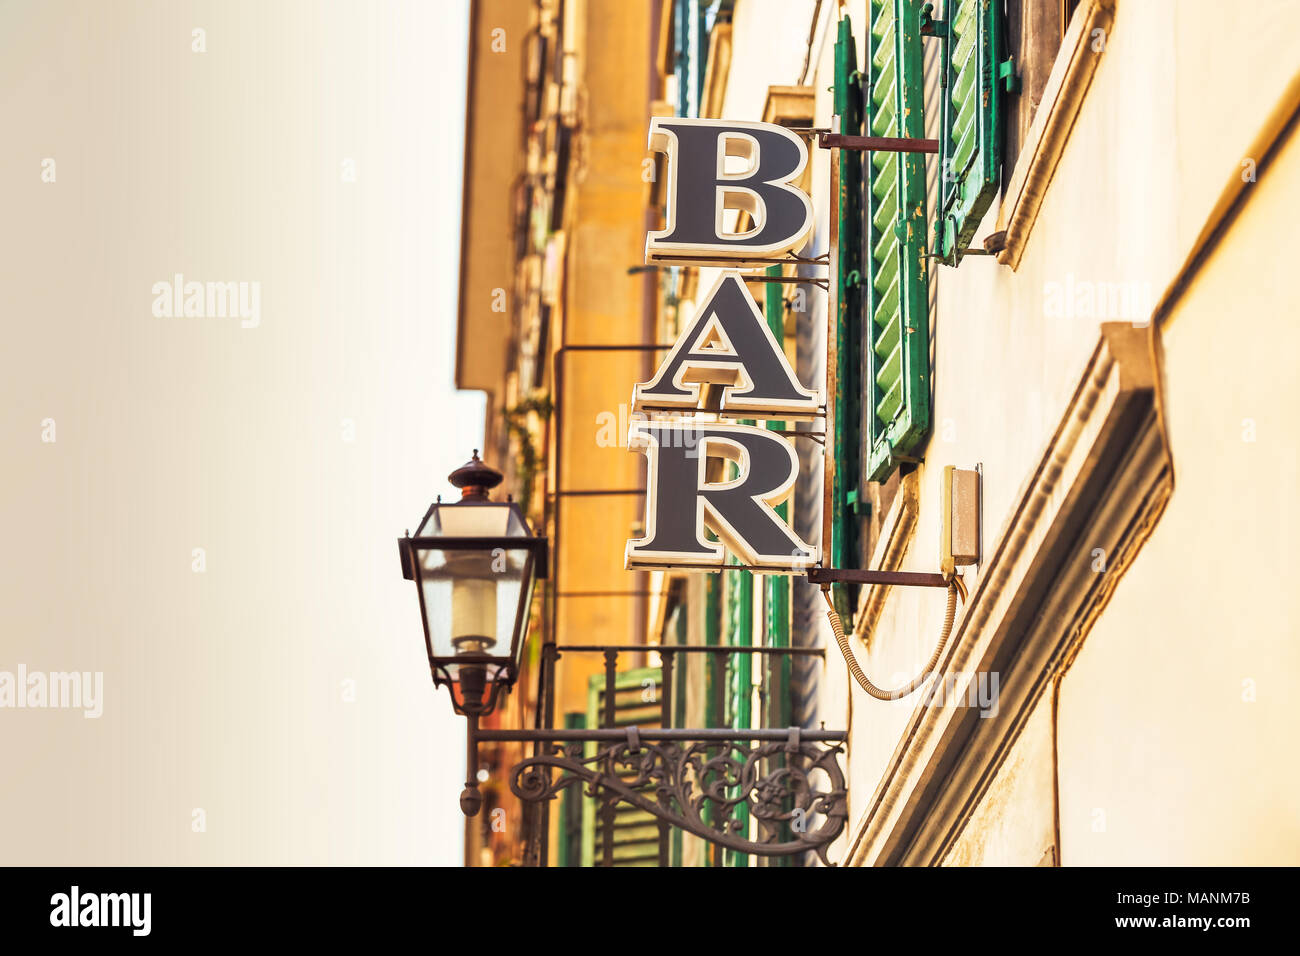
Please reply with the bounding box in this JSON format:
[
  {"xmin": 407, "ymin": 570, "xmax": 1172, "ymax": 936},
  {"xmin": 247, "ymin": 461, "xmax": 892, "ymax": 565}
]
[{"xmin": 0, "ymin": 0, "xmax": 480, "ymax": 864}]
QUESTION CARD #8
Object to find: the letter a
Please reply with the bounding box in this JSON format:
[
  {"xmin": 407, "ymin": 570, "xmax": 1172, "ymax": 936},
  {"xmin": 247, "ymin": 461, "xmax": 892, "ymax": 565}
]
[{"xmin": 632, "ymin": 271, "xmax": 819, "ymax": 419}]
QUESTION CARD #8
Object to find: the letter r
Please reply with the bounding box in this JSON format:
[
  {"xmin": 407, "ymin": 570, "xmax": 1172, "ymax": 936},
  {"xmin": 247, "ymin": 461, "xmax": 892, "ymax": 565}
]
[{"xmin": 625, "ymin": 422, "xmax": 818, "ymax": 570}]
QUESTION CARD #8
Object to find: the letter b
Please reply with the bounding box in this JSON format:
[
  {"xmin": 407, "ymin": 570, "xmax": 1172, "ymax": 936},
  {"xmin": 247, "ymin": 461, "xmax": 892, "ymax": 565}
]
[{"xmin": 645, "ymin": 118, "xmax": 813, "ymax": 264}]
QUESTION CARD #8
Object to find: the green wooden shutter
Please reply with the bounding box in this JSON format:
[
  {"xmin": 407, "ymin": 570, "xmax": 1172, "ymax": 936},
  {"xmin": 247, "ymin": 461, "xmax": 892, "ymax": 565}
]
[
  {"xmin": 724, "ymin": 563, "xmax": 752, "ymax": 867},
  {"xmin": 580, "ymin": 666, "xmax": 662, "ymax": 867},
  {"xmin": 935, "ymin": 0, "xmax": 1007, "ymax": 261},
  {"xmin": 557, "ymin": 712, "xmax": 585, "ymax": 867},
  {"xmin": 833, "ymin": 17, "xmax": 864, "ymax": 616},
  {"xmin": 864, "ymin": 0, "xmax": 930, "ymax": 483}
]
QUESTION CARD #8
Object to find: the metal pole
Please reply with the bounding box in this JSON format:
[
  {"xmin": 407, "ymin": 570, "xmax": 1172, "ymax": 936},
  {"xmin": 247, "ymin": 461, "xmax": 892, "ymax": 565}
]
[
  {"xmin": 601, "ymin": 648, "xmax": 618, "ymax": 867},
  {"xmin": 537, "ymin": 640, "xmax": 560, "ymax": 867},
  {"xmin": 658, "ymin": 648, "xmax": 674, "ymax": 867},
  {"xmin": 710, "ymin": 645, "xmax": 726, "ymax": 868},
  {"xmin": 476, "ymin": 727, "xmax": 847, "ymax": 743},
  {"xmin": 818, "ymin": 132, "xmax": 940, "ymax": 153},
  {"xmin": 807, "ymin": 567, "xmax": 950, "ymax": 588},
  {"xmin": 823, "ymin": 115, "xmax": 841, "ymax": 583},
  {"xmin": 555, "ymin": 643, "xmax": 823, "ymax": 655}
]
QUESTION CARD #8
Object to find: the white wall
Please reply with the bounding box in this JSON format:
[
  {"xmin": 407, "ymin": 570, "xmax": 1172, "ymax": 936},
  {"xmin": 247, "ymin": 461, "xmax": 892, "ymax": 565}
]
[{"xmin": 0, "ymin": 0, "xmax": 480, "ymax": 864}]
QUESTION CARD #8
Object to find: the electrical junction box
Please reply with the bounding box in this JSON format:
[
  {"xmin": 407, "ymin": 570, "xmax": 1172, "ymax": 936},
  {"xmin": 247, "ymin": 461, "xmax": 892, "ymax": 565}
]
[{"xmin": 941, "ymin": 466, "xmax": 981, "ymax": 577}]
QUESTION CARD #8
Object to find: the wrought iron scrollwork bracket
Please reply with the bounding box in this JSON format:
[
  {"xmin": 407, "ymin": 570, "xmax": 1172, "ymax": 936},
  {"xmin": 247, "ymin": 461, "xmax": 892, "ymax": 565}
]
[{"xmin": 477, "ymin": 727, "xmax": 849, "ymax": 864}]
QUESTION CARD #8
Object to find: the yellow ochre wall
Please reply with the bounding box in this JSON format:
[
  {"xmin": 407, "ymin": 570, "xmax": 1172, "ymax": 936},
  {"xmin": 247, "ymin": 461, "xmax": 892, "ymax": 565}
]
[{"xmin": 549, "ymin": 0, "xmax": 654, "ymax": 721}]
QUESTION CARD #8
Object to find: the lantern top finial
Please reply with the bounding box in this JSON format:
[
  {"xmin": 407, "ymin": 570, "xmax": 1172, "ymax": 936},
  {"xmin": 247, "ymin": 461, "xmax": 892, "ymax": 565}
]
[{"xmin": 448, "ymin": 450, "xmax": 502, "ymax": 500}]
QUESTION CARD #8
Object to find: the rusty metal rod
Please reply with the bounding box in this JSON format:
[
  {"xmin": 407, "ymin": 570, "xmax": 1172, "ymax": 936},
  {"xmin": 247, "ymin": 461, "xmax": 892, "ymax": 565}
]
[
  {"xmin": 806, "ymin": 567, "xmax": 950, "ymax": 588},
  {"xmin": 818, "ymin": 132, "xmax": 940, "ymax": 154},
  {"xmin": 555, "ymin": 644, "xmax": 824, "ymax": 656},
  {"xmin": 476, "ymin": 728, "xmax": 847, "ymax": 742}
]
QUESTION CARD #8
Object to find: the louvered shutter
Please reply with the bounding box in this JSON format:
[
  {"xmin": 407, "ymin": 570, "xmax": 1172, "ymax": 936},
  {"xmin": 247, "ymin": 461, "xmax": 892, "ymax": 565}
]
[
  {"xmin": 557, "ymin": 712, "xmax": 585, "ymax": 867},
  {"xmin": 833, "ymin": 18, "xmax": 864, "ymax": 612},
  {"xmin": 936, "ymin": 0, "xmax": 1005, "ymax": 261},
  {"xmin": 724, "ymin": 565, "xmax": 752, "ymax": 866},
  {"xmin": 864, "ymin": 0, "xmax": 930, "ymax": 483},
  {"xmin": 580, "ymin": 666, "xmax": 662, "ymax": 867}
]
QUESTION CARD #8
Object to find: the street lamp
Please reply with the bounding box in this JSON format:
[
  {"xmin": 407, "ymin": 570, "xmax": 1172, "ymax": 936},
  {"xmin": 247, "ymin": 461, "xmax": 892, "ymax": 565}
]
[
  {"xmin": 398, "ymin": 451, "xmax": 547, "ymax": 814},
  {"xmin": 396, "ymin": 454, "xmax": 849, "ymax": 862}
]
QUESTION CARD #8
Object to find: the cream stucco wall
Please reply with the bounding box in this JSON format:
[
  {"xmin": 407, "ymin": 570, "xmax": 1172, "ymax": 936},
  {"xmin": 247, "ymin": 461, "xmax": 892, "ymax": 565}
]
[
  {"xmin": 716, "ymin": 0, "xmax": 1300, "ymax": 864},
  {"xmin": 1055, "ymin": 112, "xmax": 1300, "ymax": 866},
  {"xmin": 944, "ymin": 692, "xmax": 1056, "ymax": 866}
]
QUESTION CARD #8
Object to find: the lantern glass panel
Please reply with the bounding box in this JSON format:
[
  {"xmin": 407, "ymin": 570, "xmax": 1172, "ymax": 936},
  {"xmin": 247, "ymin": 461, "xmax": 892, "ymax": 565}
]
[
  {"xmin": 414, "ymin": 543, "xmax": 533, "ymax": 681},
  {"xmin": 417, "ymin": 501, "xmax": 528, "ymax": 539}
]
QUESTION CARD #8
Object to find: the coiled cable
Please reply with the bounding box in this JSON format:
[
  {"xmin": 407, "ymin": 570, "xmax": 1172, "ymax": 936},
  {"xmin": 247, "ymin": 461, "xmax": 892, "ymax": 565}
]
[{"xmin": 821, "ymin": 574, "xmax": 967, "ymax": 701}]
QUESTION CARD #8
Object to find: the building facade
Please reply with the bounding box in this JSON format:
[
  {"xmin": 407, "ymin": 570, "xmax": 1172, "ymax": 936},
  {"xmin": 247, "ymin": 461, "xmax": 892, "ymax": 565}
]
[
  {"xmin": 456, "ymin": 0, "xmax": 659, "ymax": 866},
  {"xmin": 456, "ymin": 0, "xmax": 1300, "ymax": 866}
]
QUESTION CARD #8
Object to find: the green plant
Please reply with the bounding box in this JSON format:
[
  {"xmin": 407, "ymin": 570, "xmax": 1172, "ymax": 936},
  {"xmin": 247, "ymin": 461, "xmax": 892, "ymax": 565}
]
[{"xmin": 502, "ymin": 393, "xmax": 553, "ymax": 518}]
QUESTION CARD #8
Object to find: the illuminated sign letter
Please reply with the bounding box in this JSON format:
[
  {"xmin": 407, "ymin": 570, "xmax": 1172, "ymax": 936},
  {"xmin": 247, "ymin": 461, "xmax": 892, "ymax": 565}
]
[
  {"xmin": 633, "ymin": 271, "xmax": 820, "ymax": 419},
  {"xmin": 625, "ymin": 421, "xmax": 818, "ymax": 571},
  {"xmin": 646, "ymin": 117, "xmax": 813, "ymax": 264}
]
